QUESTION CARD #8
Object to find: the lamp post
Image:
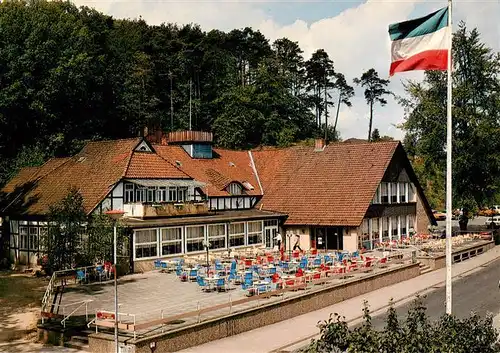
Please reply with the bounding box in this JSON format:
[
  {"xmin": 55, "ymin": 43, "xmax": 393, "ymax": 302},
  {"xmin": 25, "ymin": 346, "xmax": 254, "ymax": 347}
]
[
  {"xmin": 105, "ymin": 210, "xmax": 125, "ymax": 353},
  {"xmin": 202, "ymin": 240, "xmax": 211, "ymax": 271}
]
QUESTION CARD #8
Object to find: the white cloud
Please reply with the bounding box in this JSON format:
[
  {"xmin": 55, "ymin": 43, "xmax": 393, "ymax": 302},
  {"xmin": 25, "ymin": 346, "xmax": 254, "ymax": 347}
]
[{"xmin": 73, "ymin": 0, "xmax": 499, "ymax": 141}]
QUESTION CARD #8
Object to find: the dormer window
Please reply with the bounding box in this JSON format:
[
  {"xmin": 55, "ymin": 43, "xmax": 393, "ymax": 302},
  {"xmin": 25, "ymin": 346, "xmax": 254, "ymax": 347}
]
[{"xmin": 227, "ymin": 182, "xmax": 243, "ymax": 195}]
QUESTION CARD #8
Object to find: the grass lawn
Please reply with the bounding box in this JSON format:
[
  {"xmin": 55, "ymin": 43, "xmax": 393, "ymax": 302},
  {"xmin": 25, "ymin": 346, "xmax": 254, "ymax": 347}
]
[{"xmin": 0, "ymin": 271, "xmax": 47, "ymax": 316}]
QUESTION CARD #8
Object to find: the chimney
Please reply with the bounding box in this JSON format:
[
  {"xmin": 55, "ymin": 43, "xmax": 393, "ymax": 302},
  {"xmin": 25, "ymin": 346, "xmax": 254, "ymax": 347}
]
[{"xmin": 314, "ymin": 138, "xmax": 326, "ymax": 151}]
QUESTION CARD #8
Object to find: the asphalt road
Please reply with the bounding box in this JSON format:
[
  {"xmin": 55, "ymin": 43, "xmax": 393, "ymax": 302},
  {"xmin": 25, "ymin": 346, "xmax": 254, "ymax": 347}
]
[{"xmin": 367, "ymin": 257, "xmax": 500, "ymax": 329}]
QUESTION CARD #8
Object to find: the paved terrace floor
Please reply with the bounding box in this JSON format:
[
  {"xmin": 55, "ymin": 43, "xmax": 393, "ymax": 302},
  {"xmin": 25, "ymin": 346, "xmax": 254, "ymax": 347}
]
[{"xmin": 57, "ymin": 258, "xmax": 410, "ymax": 337}]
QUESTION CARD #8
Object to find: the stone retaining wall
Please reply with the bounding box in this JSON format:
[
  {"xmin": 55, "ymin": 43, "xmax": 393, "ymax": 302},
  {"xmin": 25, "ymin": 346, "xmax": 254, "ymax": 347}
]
[
  {"xmin": 417, "ymin": 240, "xmax": 494, "ymax": 270},
  {"xmin": 89, "ymin": 262, "xmax": 420, "ymax": 353}
]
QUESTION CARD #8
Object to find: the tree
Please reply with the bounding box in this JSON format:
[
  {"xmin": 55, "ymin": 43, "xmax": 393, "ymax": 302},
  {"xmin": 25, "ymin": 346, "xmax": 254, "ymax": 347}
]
[
  {"xmin": 399, "ymin": 23, "xmax": 500, "ymax": 228},
  {"xmin": 304, "ymin": 297, "xmax": 500, "ymax": 352},
  {"xmin": 371, "ymin": 128, "xmax": 394, "ymax": 142},
  {"xmin": 42, "ymin": 188, "xmax": 87, "ymax": 272},
  {"xmin": 332, "ymin": 73, "xmax": 355, "ymax": 137},
  {"xmin": 354, "ymin": 69, "xmax": 392, "ymax": 142}
]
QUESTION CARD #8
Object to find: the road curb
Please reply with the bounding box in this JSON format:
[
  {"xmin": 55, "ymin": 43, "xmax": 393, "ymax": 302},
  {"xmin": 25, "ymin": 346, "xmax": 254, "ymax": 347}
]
[{"xmin": 270, "ymin": 252, "xmax": 500, "ymax": 353}]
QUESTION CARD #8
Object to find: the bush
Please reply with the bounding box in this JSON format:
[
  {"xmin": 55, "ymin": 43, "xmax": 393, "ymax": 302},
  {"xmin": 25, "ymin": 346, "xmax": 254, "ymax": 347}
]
[{"xmin": 303, "ymin": 297, "xmax": 500, "ymax": 353}]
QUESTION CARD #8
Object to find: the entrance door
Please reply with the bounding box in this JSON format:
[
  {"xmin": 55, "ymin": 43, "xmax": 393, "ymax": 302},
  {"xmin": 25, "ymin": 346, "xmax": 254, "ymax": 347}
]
[{"xmin": 264, "ymin": 227, "xmax": 277, "ymax": 249}]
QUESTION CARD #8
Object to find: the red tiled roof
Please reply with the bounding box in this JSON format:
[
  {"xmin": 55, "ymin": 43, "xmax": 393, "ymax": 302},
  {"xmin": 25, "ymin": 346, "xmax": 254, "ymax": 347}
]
[
  {"xmin": 125, "ymin": 152, "xmax": 191, "ymax": 179},
  {"xmin": 154, "ymin": 145, "xmax": 262, "ymax": 196},
  {"xmin": 252, "ymin": 141, "xmax": 400, "ymax": 226},
  {"xmin": 1, "ymin": 138, "xmax": 141, "ymax": 215}
]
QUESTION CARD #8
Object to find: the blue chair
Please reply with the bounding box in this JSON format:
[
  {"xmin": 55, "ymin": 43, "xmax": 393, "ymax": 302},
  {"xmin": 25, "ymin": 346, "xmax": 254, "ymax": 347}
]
[
  {"xmin": 313, "ymin": 258, "xmax": 322, "ymax": 267},
  {"xmin": 352, "ymin": 251, "xmax": 359, "ymax": 258},
  {"xmin": 189, "ymin": 269, "xmax": 198, "ymax": 281},
  {"xmin": 257, "ymin": 284, "xmax": 268, "ymax": 294},
  {"xmin": 215, "ymin": 262, "xmax": 224, "ymax": 271},
  {"xmin": 216, "ymin": 278, "xmax": 227, "ymax": 292},
  {"xmin": 269, "ymin": 267, "xmax": 277, "ymax": 275},
  {"xmin": 324, "ymin": 255, "xmax": 333, "ymax": 265},
  {"xmin": 76, "ymin": 270, "xmax": 86, "ymax": 284},
  {"xmin": 95, "ymin": 266, "xmax": 105, "ymax": 282},
  {"xmin": 161, "ymin": 262, "xmax": 168, "ymax": 271},
  {"xmin": 196, "ymin": 276, "xmax": 210, "ymax": 292},
  {"xmin": 299, "ymin": 261, "xmax": 307, "ymax": 269},
  {"xmin": 154, "ymin": 259, "xmax": 162, "ymax": 270},
  {"xmin": 282, "ymin": 262, "xmax": 289, "ymax": 271}
]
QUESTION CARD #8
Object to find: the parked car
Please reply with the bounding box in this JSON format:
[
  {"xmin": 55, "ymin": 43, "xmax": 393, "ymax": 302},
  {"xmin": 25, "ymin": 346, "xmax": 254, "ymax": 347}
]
[
  {"xmin": 433, "ymin": 210, "xmax": 446, "ymax": 221},
  {"xmin": 485, "ymin": 216, "xmax": 500, "ymax": 228}
]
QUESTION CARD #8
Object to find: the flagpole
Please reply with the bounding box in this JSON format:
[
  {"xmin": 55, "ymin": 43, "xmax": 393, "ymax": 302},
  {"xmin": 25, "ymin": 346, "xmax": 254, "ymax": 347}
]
[{"xmin": 445, "ymin": 0, "xmax": 453, "ymax": 315}]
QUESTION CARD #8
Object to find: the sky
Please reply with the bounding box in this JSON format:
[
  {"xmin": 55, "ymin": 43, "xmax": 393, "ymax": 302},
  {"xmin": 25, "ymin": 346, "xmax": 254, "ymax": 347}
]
[{"xmin": 74, "ymin": 0, "xmax": 500, "ymax": 141}]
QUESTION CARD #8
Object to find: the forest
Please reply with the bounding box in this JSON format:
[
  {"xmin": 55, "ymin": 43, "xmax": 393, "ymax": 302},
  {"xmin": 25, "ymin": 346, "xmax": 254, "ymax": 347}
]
[{"xmin": 0, "ymin": 0, "xmax": 499, "ymax": 212}]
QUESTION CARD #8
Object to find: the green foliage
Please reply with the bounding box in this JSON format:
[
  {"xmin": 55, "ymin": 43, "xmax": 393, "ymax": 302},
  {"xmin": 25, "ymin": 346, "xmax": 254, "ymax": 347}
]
[
  {"xmin": 0, "ymin": 1, "xmax": 363, "ymax": 185},
  {"xmin": 304, "ymin": 297, "xmax": 500, "ymax": 353},
  {"xmin": 43, "ymin": 187, "xmax": 87, "ymax": 271},
  {"xmin": 354, "ymin": 69, "xmax": 392, "ymax": 142},
  {"xmin": 400, "ymin": 23, "xmax": 500, "ymax": 213},
  {"xmin": 371, "ymin": 128, "xmax": 394, "ymax": 142}
]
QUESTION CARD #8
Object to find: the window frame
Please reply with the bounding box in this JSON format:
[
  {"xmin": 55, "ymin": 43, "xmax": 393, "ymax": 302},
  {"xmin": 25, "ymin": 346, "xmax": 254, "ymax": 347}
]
[
  {"xmin": 19, "ymin": 226, "xmax": 28, "ymax": 250},
  {"xmin": 228, "ymin": 182, "xmax": 243, "ymax": 195},
  {"xmin": 134, "ymin": 229, "xmax": 158, "ymax": 260},
  {"xmin": 229, "ymin": 222, "xmax": 246, "ymax": 248},
  {"xmin": 207, "ymin": 223, "xmax": 226, "ymax": 250},
  {"xmin": 247, "ymin": 220, "xmax": 263, "ymax": 245},
  {"xmin": 125, "ymin": 183, "xmax": 135, "ymax": 203},
  {"xmin": 160, "ymin": 227, "xmax": 183, "ymax": 256},
  {"xmin": 185, "ymin": 225, "xmax": 205, "ymax": 253},
  {"xmin": 380, "ymin": 183, "xmax": 389, "ymax": 203}
]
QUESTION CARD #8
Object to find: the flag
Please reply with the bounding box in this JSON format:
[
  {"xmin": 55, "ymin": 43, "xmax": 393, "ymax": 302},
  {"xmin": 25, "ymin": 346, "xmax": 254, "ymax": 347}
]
[{"xmin": 388, "ymin": 7, "xmax": 449, "ymax": 76}]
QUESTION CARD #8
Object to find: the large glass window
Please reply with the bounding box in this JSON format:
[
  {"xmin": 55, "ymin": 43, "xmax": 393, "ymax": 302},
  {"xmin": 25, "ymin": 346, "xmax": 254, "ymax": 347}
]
[
  {"xmin": 359, "ymin": 219, "xmax": 370, "ymax": 250},
  {"xmin": 381, "ymin": 183, "xmax": 389, "ymax": 203},
  {"xmin": 185, "ymin": 226, "xmax": 205, "ymax": 252},
  {"xmin": 408, "ymin": 183, "xmax": 416, "ymax": 202},
  {"xmin": 161, "ymin": 227, "xmax": 182, "ymax": 256},
  {"xmin": 228, "ymin": 183, "xmax": 243, "ymax": 195},
  {"xmin": 372, "ymin": 219, "xmax": 380, "ymax": 244},
  {"xmin": 19, "ymin": 226, "xmax": 28, "ymax": 250},
  {"xmin": 125, "ymin": 183, "xmax": 134, "ymax": 203},
  {"xmin": 29, "ymin": 227, "xmax": 38, "ymax": 251},
  {"xmin": 391, "ymin": 216, "xmax": 398, "ymax": 237},
  {"xmin": 208, "ymin": 224, "xmax": 226, "ymax": 250},
  {"xmin": 382, "ymin": 217, "xmax": 389, "ymax": 241},
  {"xmin": 229, "ymin": 222, "xmax": 245, "ymax": 247},
  {"xmin": 168, "ymin": 187, "xmax": 177, "ymax": 202},
  {"xmin": 401, "ymin": 215, "xmax": 408, "ymax": 237},
  {"xmin": 178, "ymin": 187, "xmax": 188, "ymax": 202},
  {"xmin": 135, "ymin": 229, "xmax": 158, "ymax": 259},
  {"xmin": 391, "ymin": 183, "xmax": 398, "ymax": 203},
  {"xmin": 247, "ymin": 221, "xmax": 263, "ymax": 245},
  {"xmin": 408, "ymin": 214, "xmax": 416, "ymax": 232},
  {"xmin": 135, "ymin": 188, "xmax": 146, "ymax": 203},
  {"xmin": 399, "ymin": 183, "xmax": 407, "ymax": 203}
]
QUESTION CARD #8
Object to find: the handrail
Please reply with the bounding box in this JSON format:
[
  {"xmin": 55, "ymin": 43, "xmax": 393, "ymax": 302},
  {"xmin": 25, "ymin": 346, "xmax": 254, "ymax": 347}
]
[{"xmin": 60, "ymin": 299, "xmax": 93, "ymax": 328}]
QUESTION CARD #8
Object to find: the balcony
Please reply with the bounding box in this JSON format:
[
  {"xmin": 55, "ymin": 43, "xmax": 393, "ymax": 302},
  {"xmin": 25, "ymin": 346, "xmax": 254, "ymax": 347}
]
[{"xmin": 123, "ymin": 202, "xmax": 210, "ymax": 218}]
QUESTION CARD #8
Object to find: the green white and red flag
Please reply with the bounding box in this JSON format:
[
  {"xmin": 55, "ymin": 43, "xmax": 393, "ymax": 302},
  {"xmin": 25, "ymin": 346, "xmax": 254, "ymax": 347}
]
[{"xmin": 388, "ymin": 7, "xmax": 450, "ymax": 76}]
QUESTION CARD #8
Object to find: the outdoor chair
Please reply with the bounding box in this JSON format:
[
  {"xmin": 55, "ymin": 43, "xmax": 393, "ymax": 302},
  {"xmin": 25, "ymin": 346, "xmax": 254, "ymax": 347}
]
[
  {"xmin": 188, "ymin": 269, "xmax": 198, "ymax": 281},
  {"xmin": 76, "ymin": 270, "xmax": 86, "ymax": 284},
  {"xmin": 313, "ymin": 258, "xmax": 322, "ymax": 267},
  {"xmin": 95, "ymin": 266, "xmax": 106, "ymax": 282},
  {"xmin": 154, "ymin": 259, "xmax": 162, "ymax": 270},
  {"xmin": 216, "ymin": 278, "xmax": 228, "ymax": 292},
  {"xmin": 196, "ymin": 276, "xmax": 211, "ymax": 292}
]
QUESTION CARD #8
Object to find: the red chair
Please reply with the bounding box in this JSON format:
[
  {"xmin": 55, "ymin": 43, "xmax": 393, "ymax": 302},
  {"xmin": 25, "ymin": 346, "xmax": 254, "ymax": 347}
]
[
  {"xmin": 292, "ymin": 251, "xmax": 300, "ymax": 259},
  {"xmin": 296, "ymin": 268, "xmax": 304, "ymax": 277},
  {"xmin": 245, "ymin": 259, "xmax": 253, "ymax": 268},
  {"xmin": 311, "ymin": 249, "xmax": 318, "ymax": 256},
  {"xmin": 313, "ymin": 272, "xmax": 321, "ymax": 280}
]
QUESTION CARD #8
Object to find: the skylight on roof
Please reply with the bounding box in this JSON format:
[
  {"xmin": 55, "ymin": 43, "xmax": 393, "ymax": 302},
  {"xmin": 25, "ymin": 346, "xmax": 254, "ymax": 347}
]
[
  {"xmin": 175, "ymin": 160, "xmax": 182, "ymax": 167},
  {"xmin": 135, "ymin": 141, "xmax": 152, "ymax": 152},
  {"xmin": 229, "ymin": 162, "xmax": 235, "ymax": 167}
]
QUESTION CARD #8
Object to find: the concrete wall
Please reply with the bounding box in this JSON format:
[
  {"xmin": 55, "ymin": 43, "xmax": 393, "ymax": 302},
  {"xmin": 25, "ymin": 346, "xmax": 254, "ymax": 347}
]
[
  {"xmin": 343, "ymin": 227, "xmax": 359, "ymax": 252},
  {"xmin": 88, "ymin": 263, "xmax": 420, "ymax": 353},
  {"xmin": 284, "ymin": 226, "xmax": 310, "ymax": 250},
  {"xmin": 416, "ymin": 192, "xmax": 431, "ymax": 233}
]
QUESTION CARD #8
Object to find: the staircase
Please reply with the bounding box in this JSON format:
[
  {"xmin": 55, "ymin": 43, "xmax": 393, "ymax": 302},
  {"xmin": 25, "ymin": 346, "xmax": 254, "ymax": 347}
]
[
  {"xmin": 64, "ymin": 330, "xmax": 91, "ymax": 351},
  {"xmin": 419, "ymin": 262, "xmax": 432, "ymax": 275}
]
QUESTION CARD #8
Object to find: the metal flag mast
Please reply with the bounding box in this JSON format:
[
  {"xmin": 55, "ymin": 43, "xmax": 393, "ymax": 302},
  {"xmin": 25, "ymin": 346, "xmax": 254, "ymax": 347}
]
[{"xmin": 445, "ymin": 0, "xmax": 453, "ymax": 315}]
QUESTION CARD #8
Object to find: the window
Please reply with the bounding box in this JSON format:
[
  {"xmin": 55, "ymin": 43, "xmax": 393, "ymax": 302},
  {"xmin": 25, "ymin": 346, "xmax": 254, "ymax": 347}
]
[
  {"xmin": 408, "ymin": 183, "xmax": 416, "ymax": 202},
  {"xmin": 155, "ymin": 189, "xmax": 163, "ymax": 203},
  {"xmin": 161, "ymin": 227, "xmax": 182, "ymax": 256},
  {"xmin": 247, "ymin": 221, "xmax": 263, "ymax": 245},
  {"xmin": 135, "ymin": 188, "xmax": 146, "ymax": 203},
  {"xmin": 401, "ymin": 215, "xmax": 408, "ymax": 237},
  {"xmin": 382, "ymin": 218, "xmax": 389, "ymax": 241},
  {"xmin": 19, "ymin": 226, "xmax": 28, "ymax": 250},
  {"xmin": 408, "ymin": 214, "xmax": 415, "ymax": 232},
  {"xmin": 147, "ymin": 187, "xmax": 155, "ymax": 203},
  {"xmin": 359, "ymin": 219, "xmax": 370, "ymax": 250},
  {"xmin": 169, "ymin": 187, "xmax": 177, "ymax": 202},
  {"xmin": 380, "ymin": 183, "xmax": 389, "ymax": 203},
  {"xmin": 372, "ymin": 219, "xmax": 380, "ymax": 243},
  {"xmin": 29, "ymin": 227, "xmax": 38, "ymax": 251},
  {"xmin": 208, "ymin": 224, "xmax": 226, "ymax": 250},
  {"xmin": 135, "ymin": 229, "xmax": 158, "ymax": 259},
  {"xmin": 391, "ymin": 183, "xmax": 398, "ymax": 203},
  {"xmin": 178, "ymin": 187, "xmax": 188, "ymax": 202},
  {"xmin": 185, "ymin": 226, "xmax": 205, "ymax": 252},
  {"xmin": 228, "ymin": 183, "xmax": 243, "ymax": 195},
  {"xmin": 125, "ymin": 183, "xmax": 135, "ymax": 203},
  {"xmin": 229, "ymin": 222, "xmax": 245, "ymax": 247},
  {"xmin": 160, "ymin": 187, "xmax": 167, "ymax": 202},
  {"xmin": 372, "ymin": 185, "xmax": 381, "ymax": 204},
  {"xmin": 399, "ymin": 183, "xmax": 407, "ymax": 203},
  {"xmin": 264, "ymin": 219, "xmax": 278, "ymax": 227},
  {"xmin": 391, "ymin": 216, "xmax": 398, "ymax": 237}
]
